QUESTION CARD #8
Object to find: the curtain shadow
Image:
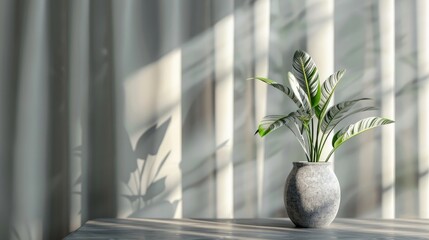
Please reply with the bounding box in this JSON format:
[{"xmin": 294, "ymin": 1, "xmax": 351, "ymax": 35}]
[
  {"xmin": 180, "ymin": 0, "xmax": 217, "ymax": 218},
  {"xmin": 83, "ymin": 0, "xmax": 117, "ymax": 222},
  {"xmin": 0, "ymin": 0, "xmax": 21, "ymax": 239},
  {"xmin": 44, "ymin": 0, "xmax": 71, "ymax": 239}
]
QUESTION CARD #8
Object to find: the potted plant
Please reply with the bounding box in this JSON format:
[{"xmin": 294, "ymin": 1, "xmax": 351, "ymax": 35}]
[{"xmin": 251, "ymin": 50, "xmax": 394, "ymax": 228}]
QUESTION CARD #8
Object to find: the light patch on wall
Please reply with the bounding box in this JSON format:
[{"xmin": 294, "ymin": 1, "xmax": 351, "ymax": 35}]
[
  {"xmin": 254, "ymin": 0, "xmax": 270, "ymax": 217},
  {"xmin": 215, "ymin": 14, "xmax": 234, "ymax": 218},
  {"xmin": 119, "ymin": 49, "xmax": 182, "ymax": 218}
]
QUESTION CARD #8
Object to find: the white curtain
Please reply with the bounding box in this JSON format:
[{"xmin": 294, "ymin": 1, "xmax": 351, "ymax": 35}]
[{"xmin": 0, "ymin": 0, "xmax": 427, "ymax": 239}]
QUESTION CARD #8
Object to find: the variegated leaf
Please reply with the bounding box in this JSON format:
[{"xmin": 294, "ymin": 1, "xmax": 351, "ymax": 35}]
[
  {"xmin": 292, "ymin": 50, "xmax": 321, "ymax": 107},
  {"xmin": 256, "ymin": 111, "xmax": 307, "ymax": 137},
  {"xmin": 288, "ymin": 72, "xmax": 311, "ymax": 113},
  {"xmin": 256, "ymin": 112, "xmax": 309, "ymax": 156},
  {"xmin": 256, "ymin": 114, "xmax": 295, "ymax": 137},
  {"xmin": 321, "ymin": 98, "xmax": 370, "ymax": 133},
  {"xmin": 318, "ymin": 70, "xmax": 346, "ymax": 116},
  {"xmin": 251, "ymin": 77, "xmax": 302, "ymax": 109},
  {"xmin": 332, "ymin": 117, "xmax": 394, "ymax": 148},
  {"xmin": 327, "ymin": 106, "xmax": 377, "ymax": 132}
]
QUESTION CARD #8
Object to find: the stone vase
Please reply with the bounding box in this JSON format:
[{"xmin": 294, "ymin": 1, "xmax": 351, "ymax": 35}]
[{"xmin": 284, "ymin": 161, "xmax": 340, "ymax": 228}]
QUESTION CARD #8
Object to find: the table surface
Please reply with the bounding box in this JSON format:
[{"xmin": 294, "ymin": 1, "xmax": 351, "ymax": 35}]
[{"xmin": 65, "ymin": 218, "xmax": 429, "ymax": 239}]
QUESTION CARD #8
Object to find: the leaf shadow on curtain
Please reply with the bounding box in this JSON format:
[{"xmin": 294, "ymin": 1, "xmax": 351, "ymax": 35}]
[
  {"xmin": 121, "ymin": 117, "xmax": 179, "ymax": 218},
  {"xmin": 73, "ymin": 117, "xmax": 178, "ymax": 219}
]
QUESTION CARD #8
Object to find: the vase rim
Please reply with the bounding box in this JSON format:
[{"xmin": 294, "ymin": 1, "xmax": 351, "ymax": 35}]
[{"xmin": 292, "ymin": 161, "xmax": 333, "ymax": 165}]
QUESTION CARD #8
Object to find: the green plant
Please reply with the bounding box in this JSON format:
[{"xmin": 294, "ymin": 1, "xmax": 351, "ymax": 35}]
[{"xmin": 251, "ymin": 50, "xmax": 394, "ymax": 162}]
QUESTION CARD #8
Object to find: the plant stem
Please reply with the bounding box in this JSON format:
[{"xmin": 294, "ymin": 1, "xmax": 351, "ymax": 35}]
[
  {"xmin": 315, "ymin": 119, "xmax": 321, "ymax": 162},
  {"xmin": 310, "ymin": 119, "xmax": 316, "ymax": 162},
  {"xmin": 318, "ymin": 132, "xmax": 327, "ymax": 160},
  {"xmin": 318, "ymin": 127, "xmax": 336, "ymax": 159},
  {"xmin": 324, "ymin": 147, "xmax": 336, "ymax": 162},
  {"xmin": 305, "ymin": 123, "xmax": 313, "ymax": 161}
]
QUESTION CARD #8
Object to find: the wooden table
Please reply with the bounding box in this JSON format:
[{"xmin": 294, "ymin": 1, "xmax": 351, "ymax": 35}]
[{"xmin": 65, "ymin": 218, "xmax": 429, "ymax": 239}]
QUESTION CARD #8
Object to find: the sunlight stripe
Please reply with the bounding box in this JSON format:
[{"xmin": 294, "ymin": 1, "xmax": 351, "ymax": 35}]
[
  {"xmin": 417, "ymin": 0, "xmax": 429, "ymax": 218},
  {"xmin": 215, "ymin": 14, "xmax": 234, "ymax": 218},
  {"xmin": 379, "ymin": 0, "xmax": 396, "ymax": 219},
  {"xmin": 254, "ymin": 0, "xmax": 270, "ymax": 217}
]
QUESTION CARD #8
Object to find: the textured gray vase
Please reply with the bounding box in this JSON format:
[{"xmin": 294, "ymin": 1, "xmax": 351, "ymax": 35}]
[{"xmin": 284, "ymin": 161, "xmax": 340, "ymax": 228}]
